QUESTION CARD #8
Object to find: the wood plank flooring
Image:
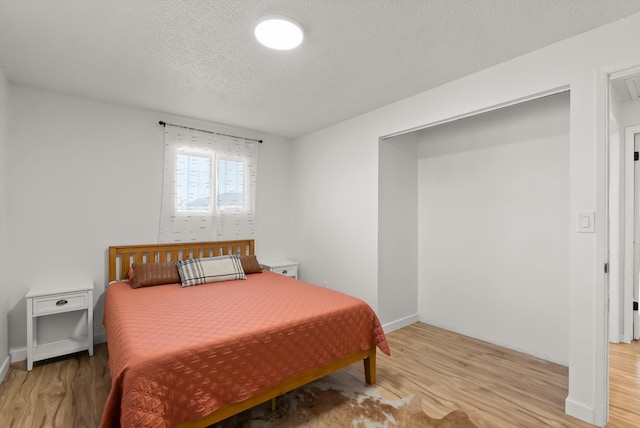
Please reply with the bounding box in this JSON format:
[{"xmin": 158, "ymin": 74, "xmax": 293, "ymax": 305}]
[
  {"xmin": 0, "ymin": 322, "xmax": 637, "ymax": 427},
  {"xmin": 346, "ymin": 323, "xmax": 592, "ymax": 427},
  {"xmin": 608, "ymin": 338, "xmax": 640, "ymax": 427},
  {"xmin": 0, "ymin": 343, "xmax": 110, "ymax": 428}
]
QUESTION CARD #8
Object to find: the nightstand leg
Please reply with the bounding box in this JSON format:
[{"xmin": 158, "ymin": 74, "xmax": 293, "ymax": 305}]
[
  {"xmin": 87, "ymin": 291, "xmax": 94, "ymax": 357},
  {"xmin": 27, "ymin": 304, "xmax": 33, "ymax": 371}
]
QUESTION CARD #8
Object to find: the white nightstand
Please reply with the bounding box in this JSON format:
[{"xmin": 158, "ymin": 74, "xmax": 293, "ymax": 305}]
[
  {"xmin": 25, "ymin": 282, "xmax": 94, "ymax": 371},
  {"xmin": 260, "ymin": 260, "xmax": 299, "ymax": 279}
]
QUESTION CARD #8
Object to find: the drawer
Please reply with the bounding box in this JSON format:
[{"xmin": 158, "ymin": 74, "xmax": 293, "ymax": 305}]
[
  {"xmin": 32, "ymin": 292, "xmax": 88, "ymax": 315},
  {"xmin": 272, "ymin": 266, "xmax": 298, "ymax": 278}
]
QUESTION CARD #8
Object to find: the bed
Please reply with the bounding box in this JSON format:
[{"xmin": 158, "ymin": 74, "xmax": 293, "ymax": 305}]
[{"xmin": 100, "ymin": 240, "xmax": 390, "ymax": 428}]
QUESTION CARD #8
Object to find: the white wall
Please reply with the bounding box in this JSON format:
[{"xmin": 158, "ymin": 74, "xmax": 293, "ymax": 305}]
[
  {"xmin": 291, "ymin": 13, "xmax": 640, "ymax": 426},
  {"xmin": 290, "ymin": 121, "xmax": 380, "ymax": 303},
  {"xmin": 417, "ymin": 93, "xmax": 569, "ymax": 365},
  {"xmin": 618, "ymin": 98, "xmax": 640, "ymax": 128},
  {"xmin": 5, "ymin": 85, "xmax": 293, "ymax": 356},
  {"xmin": 0, "ymin": 65, "xmax": 9, "ymax": 382},
  {"xmin": 378, "ymin": 132, "xmax": 418, "ymax": 328}
]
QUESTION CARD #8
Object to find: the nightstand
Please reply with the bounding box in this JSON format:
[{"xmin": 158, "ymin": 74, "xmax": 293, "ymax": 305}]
[
  {"xmin": 25, "ymin": 282, "xmax": 94, "ymax": 371},
  {"xmin": 260, "ymin": 260, "xmax": 299, "ymax": 279}
]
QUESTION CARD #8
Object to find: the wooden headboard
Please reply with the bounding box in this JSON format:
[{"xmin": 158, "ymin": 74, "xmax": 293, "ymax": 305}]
[{"xmin": 108, "ymin": 239, "xmax": 255, "ymax": 282}]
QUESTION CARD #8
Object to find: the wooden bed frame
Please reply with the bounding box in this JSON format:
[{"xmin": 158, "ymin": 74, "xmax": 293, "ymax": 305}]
[
  {"xmin": 108, "ymin": 240, "xmax": 256, "ymax": 282},
  {"xmin": 107, "ymin": 239, "xmax": 377, "ymax": 428}
]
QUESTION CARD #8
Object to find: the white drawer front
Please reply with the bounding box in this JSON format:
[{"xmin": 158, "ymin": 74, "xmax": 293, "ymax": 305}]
[
  {"xmin": 32, "ymin": 292, "xmax": 88, "ymax": 315},
  {"xmin": 272, "ymin": 266, "xmax": 298, "ymax": 278}
]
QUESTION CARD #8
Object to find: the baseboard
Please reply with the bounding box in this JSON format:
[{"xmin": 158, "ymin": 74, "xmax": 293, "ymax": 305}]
[
  {"xmin": 10, "ymin": 346, "xmax": 26, "ymax": 363},
  {"xmin": 10, "ymin": 332, "xmax": 108, "ymax": 363},
  {"xmin": 0, "ymin": 354, "xmax": 9, "ymax": 384},
  {"xmin": 382, "ymin": 314, "xmax": 419, "ymax": 333},
  {"xmin": 94, "ymin": 332, "xmax": 107, "ymax": 345},
  {"xmin": 565, "ymin": 396, "xmax": 596, "ymax": 426}
]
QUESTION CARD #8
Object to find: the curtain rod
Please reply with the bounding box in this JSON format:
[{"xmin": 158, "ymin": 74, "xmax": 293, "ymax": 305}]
[{"xmin": 158, "ymin": 121, "xmax": 263, "ymax": 143}]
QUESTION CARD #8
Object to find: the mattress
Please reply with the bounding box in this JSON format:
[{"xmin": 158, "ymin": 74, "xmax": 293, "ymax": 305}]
[{"xmin": 100, "ymin": 270, "xmax": 389, "ymax": 427}]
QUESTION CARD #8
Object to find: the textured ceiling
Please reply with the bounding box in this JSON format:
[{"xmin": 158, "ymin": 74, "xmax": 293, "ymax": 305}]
[{"xmin": 1, "ymin": 0, "xmax": 640, "ymax": 138}]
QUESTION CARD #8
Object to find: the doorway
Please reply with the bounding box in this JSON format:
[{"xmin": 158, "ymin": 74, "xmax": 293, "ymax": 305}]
[
  {"xmin": 608, "ymin": 67, "xmax": 640, "ymax": 425},
  {"xmin": 610, "ymin": 69, "xmax": 640, "ymax": 343},
  {"xmin": 633, "ymin": 130, "xmax": 640, "ymax": 340}
]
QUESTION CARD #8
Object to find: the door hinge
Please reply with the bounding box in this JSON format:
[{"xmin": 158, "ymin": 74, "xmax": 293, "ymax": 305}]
[
  {"xmin": 635, "ymin": 151, "xmax": 639, "ymax": 161},
  {"xmin": 634, "ymin": 302, "xmax": 638, "ymax": 311},
  {"xmin": 604, "ymin": 262, "xmax": 608, "ymax": 274}
]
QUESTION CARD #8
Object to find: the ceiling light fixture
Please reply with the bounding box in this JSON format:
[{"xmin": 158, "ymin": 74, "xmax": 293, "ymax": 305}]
[{"xmin": 255, "ymin": 15, "xmax": 304, "ymax": 50}]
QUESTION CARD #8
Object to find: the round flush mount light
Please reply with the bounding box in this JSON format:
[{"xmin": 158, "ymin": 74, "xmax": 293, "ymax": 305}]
[{"xmin": 255, "ymin": 15, "xmax": 304, "ymax": 50}]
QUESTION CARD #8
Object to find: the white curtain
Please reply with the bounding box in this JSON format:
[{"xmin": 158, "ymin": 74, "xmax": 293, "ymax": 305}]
[{"xmin": 158, "ymin": 124, "xmax": 258, "ymax": 243}]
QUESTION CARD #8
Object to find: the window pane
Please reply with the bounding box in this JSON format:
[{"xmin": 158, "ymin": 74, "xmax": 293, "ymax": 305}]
[
  {"xmin": 217, "ymin": 159, "xmax": 244, "ymax": 210},
  {"xmin": 176, "ymin": 153, "xmax": 211, "ymax": 212}
]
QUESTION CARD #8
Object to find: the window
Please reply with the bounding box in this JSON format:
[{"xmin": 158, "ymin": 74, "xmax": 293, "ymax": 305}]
[
  {"xmin": 175, "ymin": 153, "xmax": 246, "ymax": 213},
  {"xmin": 176, "ymin": 152, "xmax": 212, "ymax": 213},
  {"xmin": 216, "ymin": 158, "xmax": 244, "ymax": 210},
  {"xmin": 159, "ymin": 124, "xmax": 258, "ymax": 242}
]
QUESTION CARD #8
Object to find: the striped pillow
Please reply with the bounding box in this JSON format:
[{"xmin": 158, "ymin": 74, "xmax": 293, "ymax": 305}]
[{"xmin": 175, "ymin": 255, "xmax": 246, "ymax": 287}]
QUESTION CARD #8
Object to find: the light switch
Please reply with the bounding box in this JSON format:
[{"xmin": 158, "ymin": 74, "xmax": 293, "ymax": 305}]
[
  {"xmin": 577, "ymin": 211, "xmax": 595, "ymax": 233},
  {"xmin": 581, "ymin": 216, "xmax": 590, "ymax": 228}
]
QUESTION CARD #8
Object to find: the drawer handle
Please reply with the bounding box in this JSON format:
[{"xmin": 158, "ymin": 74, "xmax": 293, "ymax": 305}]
[{"xmin": 56, "ymin": 299, "xmax": 68, "ymax": 306}]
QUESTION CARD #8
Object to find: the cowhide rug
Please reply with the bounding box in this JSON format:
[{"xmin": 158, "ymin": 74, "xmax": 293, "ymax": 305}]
[{"xmin": 213, "ymin": 371, "xmax": 477, "ymax": 427}]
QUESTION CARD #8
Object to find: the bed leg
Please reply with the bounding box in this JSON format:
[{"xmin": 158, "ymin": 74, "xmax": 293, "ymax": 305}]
[
  {"xmin": 271, "ymin": 397, "xmax": 277, "ymax": 411},
  {"xmin": 363, "ymin": 349, "xmax": 376, "ymax": 385}
]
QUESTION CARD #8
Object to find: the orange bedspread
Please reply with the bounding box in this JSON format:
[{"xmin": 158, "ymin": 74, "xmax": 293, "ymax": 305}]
[{"xmin": 100, "ymin": 271, "xmax": 389, "ymax": 428}]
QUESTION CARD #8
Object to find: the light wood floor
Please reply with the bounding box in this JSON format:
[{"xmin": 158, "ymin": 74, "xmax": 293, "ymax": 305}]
[
  {"xmin": 0, "ymin": 322, "xmax": 638, "ymax": 427},
  {"xmin": 0, "ymin": 343, "xmax": 110, "ymax": 428},
  {"xmin": 346, "ymin": 323, "xmax": 592, "ymax": 427},
  {"xmin": 608, "ymin": 338, "xmax": 640, "ymax": 427}
]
